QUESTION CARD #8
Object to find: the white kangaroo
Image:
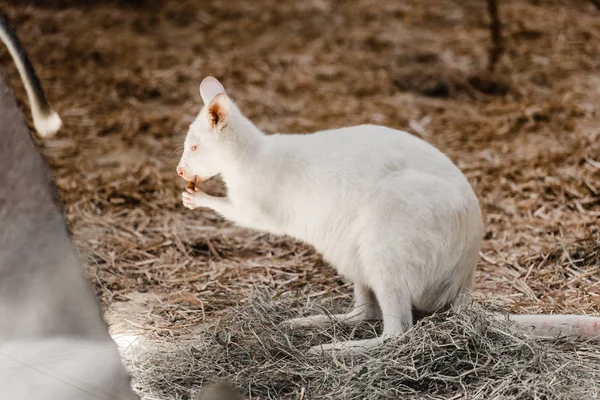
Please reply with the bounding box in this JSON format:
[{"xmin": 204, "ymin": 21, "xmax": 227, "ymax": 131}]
[{"xmin": 177, "ymin": 76, "xmax": 600, "ymax": 353}]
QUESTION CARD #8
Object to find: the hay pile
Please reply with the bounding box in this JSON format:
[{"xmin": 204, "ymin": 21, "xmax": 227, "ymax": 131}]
[{"xmin": 125, "ymin": 293, "xmax": 600, "ymax": 400}]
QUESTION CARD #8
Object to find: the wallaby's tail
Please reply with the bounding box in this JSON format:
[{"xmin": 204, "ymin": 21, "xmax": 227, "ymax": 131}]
[
  {"xmin": 0, "ymin": 11, "xmax": 61, "ymax": 137},
  {"xmin": 498, "ymin": 314, "xmax": 600, "ymax": 341}
]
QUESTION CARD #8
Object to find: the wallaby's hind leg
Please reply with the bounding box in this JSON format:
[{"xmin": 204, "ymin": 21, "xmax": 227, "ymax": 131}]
[
  {"xmin": 280, "ymin": 283, "xmax": 380, "ymax": 329},
  {"xmin": 308, "ymin": 284, "xmax": 412, "ymax": 354}
]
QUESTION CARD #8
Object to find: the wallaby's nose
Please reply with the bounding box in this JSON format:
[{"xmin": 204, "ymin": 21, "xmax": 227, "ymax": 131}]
[{"xmin": 176, "ymin": 167, "xmax": 184, "ymax": 176}]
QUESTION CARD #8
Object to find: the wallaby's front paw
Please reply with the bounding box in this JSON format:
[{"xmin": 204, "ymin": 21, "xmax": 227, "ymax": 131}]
[{"xmin": 181, "ymin": 187, "xmax": 207, "ymax": 210}]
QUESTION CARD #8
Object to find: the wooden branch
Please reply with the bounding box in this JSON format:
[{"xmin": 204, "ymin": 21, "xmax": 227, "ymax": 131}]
[{"xmin": 487, "ymin": 0, "xmax": 504, "ymax": 72}]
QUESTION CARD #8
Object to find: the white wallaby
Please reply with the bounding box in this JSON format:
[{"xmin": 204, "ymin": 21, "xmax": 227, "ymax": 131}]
[{"xmin": 177, "ymin": 76, "xmax": 600, "ymax": 353}]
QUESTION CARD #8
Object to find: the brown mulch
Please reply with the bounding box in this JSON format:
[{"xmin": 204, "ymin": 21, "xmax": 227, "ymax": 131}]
[{"xmin": 1, "ymin": 0, "xmax": 600, "ymax": 397}]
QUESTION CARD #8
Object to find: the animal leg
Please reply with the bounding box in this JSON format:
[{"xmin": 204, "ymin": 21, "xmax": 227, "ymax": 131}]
[
  {"xmin": 281, "ymin": 283, "xmax": 379, "ymax": 329},
  {"xmin": 308, "ymin": 286, "xmax": 412, "ymax": 354}
]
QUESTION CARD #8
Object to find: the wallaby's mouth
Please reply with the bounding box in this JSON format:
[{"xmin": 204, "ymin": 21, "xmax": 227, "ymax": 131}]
[{"xmin": 186, "ymin": 175, "xmax": 205, "ymax": 189}]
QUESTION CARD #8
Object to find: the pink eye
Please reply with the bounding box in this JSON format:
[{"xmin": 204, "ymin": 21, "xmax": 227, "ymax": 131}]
[{"xmin": 191, "ymin": 145, "xmax": 198, "ymax": 151}]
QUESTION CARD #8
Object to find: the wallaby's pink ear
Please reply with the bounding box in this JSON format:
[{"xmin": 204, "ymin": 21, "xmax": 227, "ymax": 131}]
[
  {"xmin": 199, "ymin": 76, "xmax": 226, "ymax": 105},
  {"xmin": 207, "ymin": 93, "xmax": 230, "ymax": 130}
]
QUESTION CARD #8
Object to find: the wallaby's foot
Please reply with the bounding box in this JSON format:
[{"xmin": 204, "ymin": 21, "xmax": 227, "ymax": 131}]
[
  {"xmin": 282, "ymin": 284, "xmax": 380, "ymax": 329},
  {"xmin": 307, "ymin": 337, "xmax": 385, "ymax": 355},
  {"xmin": 280, "ymin": 309, "xmax": 375, "ymax": 329}
]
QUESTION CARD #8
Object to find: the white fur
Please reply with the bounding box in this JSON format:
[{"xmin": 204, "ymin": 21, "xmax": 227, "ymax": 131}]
[
  {"xmin": 199, "ymin": 76, "xmax": 226, "ymax": 105},
  {"xmin": 178, "ymin": 77, "xmax": 600, "ymax": 353},
  {"xmin": 32, "ymin": 109, "xmax": 62, "ymax": 137},
  {"xmin": 0, "ymin": 19, "xmax": 62, "ymax": 138}
]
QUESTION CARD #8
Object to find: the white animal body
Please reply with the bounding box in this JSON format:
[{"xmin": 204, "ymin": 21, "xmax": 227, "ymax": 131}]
[{"xmin": 177, "ymin": 76, "xmax": 600, "ymax": 353}]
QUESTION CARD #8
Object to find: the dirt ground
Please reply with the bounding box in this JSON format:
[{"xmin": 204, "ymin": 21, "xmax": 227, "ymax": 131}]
[{"xmin": 2, "ymin": 0, "xmax": 600, "ymax": 397}]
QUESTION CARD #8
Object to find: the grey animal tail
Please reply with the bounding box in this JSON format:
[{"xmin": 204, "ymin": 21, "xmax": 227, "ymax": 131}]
[{"xmin": 0, "ymin": 10, "xmax": 61, "ymax": 137}]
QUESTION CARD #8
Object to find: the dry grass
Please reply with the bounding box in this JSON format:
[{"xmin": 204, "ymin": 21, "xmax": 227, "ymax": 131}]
[
  {"xmin": 1, "ymin": 0, "xmax": 600, "ymax": 398},
  {"xmin": 125, "ymin": 293, "xmax": 600, "ymax": 400}
]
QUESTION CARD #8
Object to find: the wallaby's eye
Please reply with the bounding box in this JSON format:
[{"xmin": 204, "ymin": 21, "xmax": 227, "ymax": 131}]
[{"xmin": 191, "ymin": 145, "xmax": 198, "ymax": 151}]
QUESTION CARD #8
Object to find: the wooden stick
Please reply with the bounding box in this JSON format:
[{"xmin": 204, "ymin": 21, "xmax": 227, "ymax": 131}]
[{"xmin": 487, "ymin": 0, "xmax": 504, "ymax": 72}]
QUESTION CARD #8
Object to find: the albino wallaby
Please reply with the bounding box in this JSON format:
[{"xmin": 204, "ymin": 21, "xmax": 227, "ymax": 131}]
[
  {"xmin": 177, "ymin": 76, "xmax": 600, "ymax": 353},
  {"xmin": 0, "ymin": 11, "xmax": 61, "ymax": 137}
]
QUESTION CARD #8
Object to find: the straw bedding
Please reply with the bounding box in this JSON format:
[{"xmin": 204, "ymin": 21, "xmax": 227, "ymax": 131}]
[{"xmin": 126, "ymin": 294, "xmax": 600, "ymax": 400}]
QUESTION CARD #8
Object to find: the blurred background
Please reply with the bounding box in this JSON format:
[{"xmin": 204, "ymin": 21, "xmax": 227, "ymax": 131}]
[{"xmin": 1, "ymin": 0, "xmax": 599, "ymax": 398}]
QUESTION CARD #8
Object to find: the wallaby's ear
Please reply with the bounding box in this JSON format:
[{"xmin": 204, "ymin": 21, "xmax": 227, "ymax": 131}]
[
  {"xmin": 207, "ymin": 93, "xmax": 230, "ymax": 130},
  {"xmin": 199, "ymin": 76, "xmax": 225, "ymax": 105}
]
